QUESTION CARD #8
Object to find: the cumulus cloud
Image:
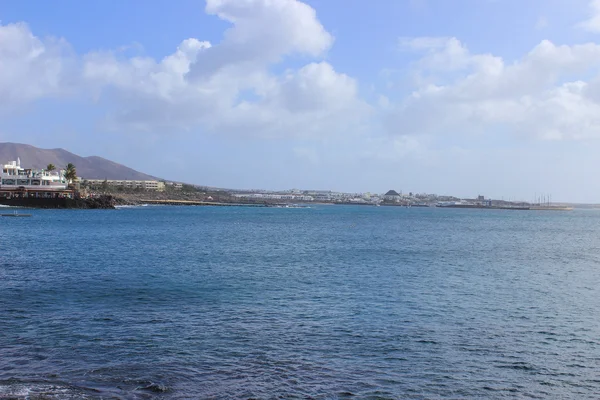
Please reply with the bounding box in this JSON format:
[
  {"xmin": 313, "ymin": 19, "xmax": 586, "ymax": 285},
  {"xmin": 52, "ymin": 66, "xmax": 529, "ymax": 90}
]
[
  {"xmin": 577, "ymin": 0, "xmax": 600, "ymax": 33},
  {"xmin": 386, "ymin": 37, "xmax": 600, "ymax": 140},
  {"xmin": 81, "ymin": 0, "xmax": 366, "ymax": 137},
  {"xmin": 0, "ymin": 22, "xmax": 75, "ymax": 110},
  {"xmin": 1, "ymin": 0, "xmax": 366, "ymax": 138},
  {"xmin": 7, "ymin": 0, "xmax": 600, "ymax": 145},
  {"xmin": 195, "ymin": 0, "xmax": 333, "ymax": 76},
  {"xmin": 400, "ymin": 36, "xmax": 487, "ymax": 73},
  {"xmin": 207, "ymin": 61, "xmax": 368, "ymax": 138},
  {"xmin": 82, "ymin": 38, "xmax": 222, "ymax": 130}
]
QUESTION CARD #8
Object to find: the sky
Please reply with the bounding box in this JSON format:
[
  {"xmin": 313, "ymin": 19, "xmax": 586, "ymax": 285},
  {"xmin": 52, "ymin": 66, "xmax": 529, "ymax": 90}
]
[{"xmin": 3, "ymin": 0, "xmax": 600, "ymax": 202}]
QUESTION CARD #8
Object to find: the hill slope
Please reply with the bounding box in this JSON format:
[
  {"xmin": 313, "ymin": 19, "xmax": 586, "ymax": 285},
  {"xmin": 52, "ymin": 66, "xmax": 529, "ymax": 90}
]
[{"xmin": 0, "ymin": 143, "xmax": 158, "ymax": 180}]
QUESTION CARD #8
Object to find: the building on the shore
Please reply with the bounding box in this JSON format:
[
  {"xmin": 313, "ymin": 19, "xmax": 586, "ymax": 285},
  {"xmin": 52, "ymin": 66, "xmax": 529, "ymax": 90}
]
[
  {"xmin": 1, "ymin": 159, "xmax": 69, "ymax": 190},
  {"xmin": 383, "ymin": 190, "xmax": 401, "ymax": 202},
  {"xmin": 85, "ymin": 179, "xmax": 166, "ymax": 191},
  {"xmin": 0, "ymin": 186, "xmax": 75, "ymax": 200},
  {"xmin": 232, "ymin": 193, "xmax": 315, "ymax": 201},
  {"xmin": 165, "ymin": 182, "xmax": 183, "ymax": 189}
]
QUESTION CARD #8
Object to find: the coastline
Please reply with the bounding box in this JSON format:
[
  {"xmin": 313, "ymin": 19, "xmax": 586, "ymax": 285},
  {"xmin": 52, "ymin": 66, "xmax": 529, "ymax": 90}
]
[
  {"xmin": 0, "ymin": 188, "xmax": 576, "ymax": 211},
  {"xmin": 134, "ymin": 199, "xmax": 268, "ymax": 207}
]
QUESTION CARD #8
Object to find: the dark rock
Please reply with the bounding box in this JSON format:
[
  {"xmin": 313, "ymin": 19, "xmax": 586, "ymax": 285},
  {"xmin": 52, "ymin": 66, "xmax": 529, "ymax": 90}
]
[{"xmin": 0, "ymin": 195, "xmax": 116, "ymax": 209}]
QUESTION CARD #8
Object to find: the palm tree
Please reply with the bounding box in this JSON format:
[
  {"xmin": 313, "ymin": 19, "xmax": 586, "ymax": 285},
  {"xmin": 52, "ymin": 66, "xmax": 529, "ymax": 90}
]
[
  {"xmin": 46, "ymin": 164, "xmax": 56, "ymax": 173},
  {"xmin": 64, "ymin": 163, "xmax": 77, "ymax": 184}
]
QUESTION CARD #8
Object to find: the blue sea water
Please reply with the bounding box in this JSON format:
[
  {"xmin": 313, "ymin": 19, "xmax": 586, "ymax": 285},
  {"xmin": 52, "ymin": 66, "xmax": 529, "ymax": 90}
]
[{"xmin": 1, "ymin": 205, "xmax": 600, "ymax": 399}]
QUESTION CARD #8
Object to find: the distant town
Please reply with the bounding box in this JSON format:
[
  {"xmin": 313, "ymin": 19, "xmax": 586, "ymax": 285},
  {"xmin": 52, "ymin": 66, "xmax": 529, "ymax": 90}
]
[
  {"xmin": 80, "ymin": 178, "xmax": 572, "ymax": 210},
  {"xmin": 0, "ymin": 157, "xmax": 573, "ymax": 210}
]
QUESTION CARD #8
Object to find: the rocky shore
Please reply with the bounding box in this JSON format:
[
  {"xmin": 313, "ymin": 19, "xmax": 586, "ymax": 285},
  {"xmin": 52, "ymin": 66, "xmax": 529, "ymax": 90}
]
[
  {"xmin": 75, "ymin": 195, "xmax": 118, "ymax": 209},
  {"xmin": 108, "ymin": 190, "xmax": 235, "ymax": 205},
  {"xmin": 0, "ymin": 195, "xmax": 117, "ymax": 209}
]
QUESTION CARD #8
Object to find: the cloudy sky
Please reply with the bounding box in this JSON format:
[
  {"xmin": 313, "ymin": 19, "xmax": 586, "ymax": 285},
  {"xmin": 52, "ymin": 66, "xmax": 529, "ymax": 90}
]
[{"xmin": 2, "ymin": 0, "xmax": 600, "ymax": 201}]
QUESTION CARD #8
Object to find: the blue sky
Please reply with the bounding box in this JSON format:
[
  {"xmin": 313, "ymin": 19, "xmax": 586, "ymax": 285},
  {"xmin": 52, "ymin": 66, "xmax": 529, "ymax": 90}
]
[{"xmin": 2, "ymin": 0, "xmax": 600, "ymax": 201}]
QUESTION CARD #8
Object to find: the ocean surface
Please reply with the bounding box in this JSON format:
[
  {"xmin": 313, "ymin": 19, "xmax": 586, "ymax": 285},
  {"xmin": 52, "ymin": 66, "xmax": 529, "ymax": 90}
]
[{"xmin": 1, "ymin": 205, "xmax": 600, "ymax": 399}]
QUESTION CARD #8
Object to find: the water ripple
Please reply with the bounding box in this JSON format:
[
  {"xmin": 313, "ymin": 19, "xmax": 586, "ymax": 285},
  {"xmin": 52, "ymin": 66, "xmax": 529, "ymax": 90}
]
[{"xmin": 1, "ymin": 207, "xmax": 600, "ymax": 398}]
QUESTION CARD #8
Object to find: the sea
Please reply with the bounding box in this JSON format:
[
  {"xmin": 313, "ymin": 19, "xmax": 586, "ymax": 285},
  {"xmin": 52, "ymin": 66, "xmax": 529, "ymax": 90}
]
[{"xmin": 1, "ymin": 205, "xmax": 600, "ymax": 399}]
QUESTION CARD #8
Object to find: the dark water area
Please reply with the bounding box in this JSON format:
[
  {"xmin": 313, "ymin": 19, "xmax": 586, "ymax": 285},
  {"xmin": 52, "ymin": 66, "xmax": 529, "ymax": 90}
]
[{"xmin": 1, "ymin": 205, "xmax": 600, "ymax": 399}]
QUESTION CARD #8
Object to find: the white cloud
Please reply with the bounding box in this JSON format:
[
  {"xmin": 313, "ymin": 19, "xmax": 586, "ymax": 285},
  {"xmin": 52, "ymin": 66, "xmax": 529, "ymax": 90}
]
[
  {"xmin": 82, "ymin": 38, "xmax": 225, "ymax": 131},
  {"xmin": 1, "ymin": 0, "xmax": 365, "ymax": 138},
  {"xmin": 208, "ymin": 61, "xmax": 369, "ymax": 138},
  {"xmin": 400, "ymin": 37, "xmax": 453, "ymax": 50},
  {"xmin": 84, "ymin": 39, "xmax": 212, "ymax": 100},
  {"xmin": 386, "ymin": 37, "xmax": 600, "ymax": 140},
  {"xmin": 80, "ymin": 0, "xmax": 365, "ymax": 137},
  {"xmin": 199, "ymin": 0, "xmax": 333, "ymax": 71},
  {"xmin": 6, "ymin": 0, "xmax": 600, "ymax": 147},
  {"xmin": 361, "ymin": 135, "xmax": 428, "ymax": 162},
  {"xmin": 400, "ymin": 36, "xmax": 486, "ymax": 72},
  {"xmin": 0, "ymin": 22, "xmax": 74, "ymax": 110},
  {"xmin": 277, "ymin": 62, "xmax": 358, "ymax": 113},
  {"xmin": 577, "ymin": 0, "xmax": 600, "ymax": 33}
]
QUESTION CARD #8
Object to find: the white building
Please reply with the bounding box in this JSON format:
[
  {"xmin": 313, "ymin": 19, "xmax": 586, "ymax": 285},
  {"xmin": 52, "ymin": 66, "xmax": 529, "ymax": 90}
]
[
  {"xmin": 1, "ymin": 159, "xmax": 68, "ymax": 190},
  {"xmin": 85, "ymin": 179, "xmax": 166, "ymax": 191},
  {"xmin": 384, "ymin": 190, "xmax": 401, "ymax": 202},
  {"xmin": 232, "ymin": 193, "xmax": 314, "ymax": 201},
  {"xmin": 166, "ymin": 182, "xmax": 183, "ymax": 189}
]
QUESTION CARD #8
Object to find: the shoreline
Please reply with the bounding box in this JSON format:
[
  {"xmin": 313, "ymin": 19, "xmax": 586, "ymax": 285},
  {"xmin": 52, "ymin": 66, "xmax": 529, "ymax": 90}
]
[
  {"xmin": 0, "ymin": 195, "xmax": 117, "ymax": 209},
  {"xmin": 136, "ymin": 199, "xmax": 268, "ymax": 207},
  {"xmin": 0, "ymin": 190, "xmax": 576, "ymax": 211}
]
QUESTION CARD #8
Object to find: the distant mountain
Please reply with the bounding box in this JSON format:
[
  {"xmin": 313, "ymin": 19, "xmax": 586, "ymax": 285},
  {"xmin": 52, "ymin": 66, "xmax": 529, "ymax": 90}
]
[{"xmin": 0, "ymin": 143, "xmax": 159, "ymax": 181}]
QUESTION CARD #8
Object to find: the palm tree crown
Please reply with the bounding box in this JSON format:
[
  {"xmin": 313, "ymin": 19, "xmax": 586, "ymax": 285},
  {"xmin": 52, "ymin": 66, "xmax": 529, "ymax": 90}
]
[
  {"xmin": 46, "ymin": 164, "xmax": 56, "ymax": 172},
  {"xmin": 64, "ymin": 163, "xmax": 77, "ymax": 183}
]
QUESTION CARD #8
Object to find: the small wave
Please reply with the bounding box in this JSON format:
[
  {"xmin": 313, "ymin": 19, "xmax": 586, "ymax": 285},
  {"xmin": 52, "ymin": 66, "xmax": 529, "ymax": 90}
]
[
  {"xmin": 115, "ymin": 203, "xmax": 164, "ymax": 208},
  {"xmin": 115, "ymin": 204, "xmax": 153, "ymax": 209},
  {"xmin": 416, "ymin": 339, "xmax": 439, "ymax": 344},
  {"xmin": 137, "ymin": 382, "xmax": 170, "ymax": 393},
  {"xmin": 0, "ymin": 381, "xmax": 99, "ymax": 399},
  {"xmin": 495, "ymin": 362, "xmax": 537, "ymax": 371},
  {"xmin": 482, "ymin": 386, "xmax": 520, "ymax": 393}
]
